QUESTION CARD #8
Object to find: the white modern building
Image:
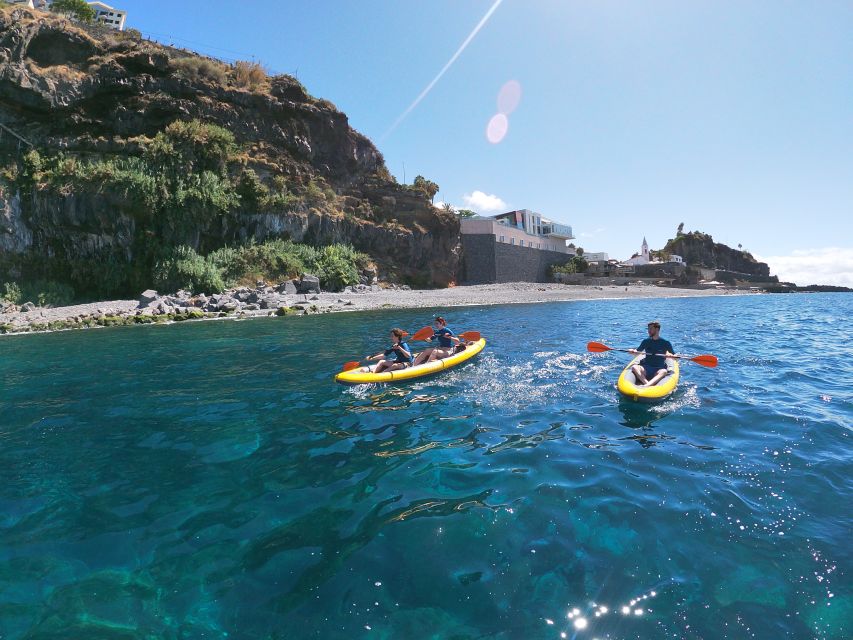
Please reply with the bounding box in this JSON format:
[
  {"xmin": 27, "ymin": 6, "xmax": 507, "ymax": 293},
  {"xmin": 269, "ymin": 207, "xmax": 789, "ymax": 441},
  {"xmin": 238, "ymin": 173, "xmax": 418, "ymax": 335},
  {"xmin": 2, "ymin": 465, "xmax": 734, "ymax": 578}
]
[
  {"xmin": 23, "ymin": 1, "xmax": 128, "ymax": 30},
  {"xmin": 461, "ymin": 209, "xmax": 575, "ymax": 254},
  {"xmin": 583, "ymin": 252, "xmax": 610, "ymax": 262},
  {"xmin": 88, "ymin": 1, "xmax": 126, "ymax": 30}
]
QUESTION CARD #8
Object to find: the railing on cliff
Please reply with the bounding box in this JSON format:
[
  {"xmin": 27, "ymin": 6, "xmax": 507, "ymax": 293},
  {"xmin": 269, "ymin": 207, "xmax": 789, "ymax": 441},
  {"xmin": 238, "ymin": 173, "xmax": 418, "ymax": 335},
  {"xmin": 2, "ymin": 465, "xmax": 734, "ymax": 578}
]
[{"xmin": 0, "ymin": 122, "xmax": 34, "ymax": 150}]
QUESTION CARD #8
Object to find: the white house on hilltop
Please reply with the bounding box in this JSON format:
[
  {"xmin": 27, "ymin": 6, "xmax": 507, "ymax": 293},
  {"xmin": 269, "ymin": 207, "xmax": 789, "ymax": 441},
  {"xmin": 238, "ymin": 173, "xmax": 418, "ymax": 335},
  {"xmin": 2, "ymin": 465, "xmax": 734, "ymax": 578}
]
[
  {"xmin": 88, "ymin": 1, "xmax": 126, "ymax": 30},
  {"xmin": 14, "ymin": 0, "xmax": 128, "ymax": 31}
]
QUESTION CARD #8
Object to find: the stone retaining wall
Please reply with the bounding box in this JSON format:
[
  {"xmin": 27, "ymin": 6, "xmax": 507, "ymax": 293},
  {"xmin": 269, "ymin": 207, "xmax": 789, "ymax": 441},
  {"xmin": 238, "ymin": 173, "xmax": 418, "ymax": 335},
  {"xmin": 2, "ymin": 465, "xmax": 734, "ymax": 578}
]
[{"xmin": 461, "ymin": 234, "xmax": 572, "ymax": 284}]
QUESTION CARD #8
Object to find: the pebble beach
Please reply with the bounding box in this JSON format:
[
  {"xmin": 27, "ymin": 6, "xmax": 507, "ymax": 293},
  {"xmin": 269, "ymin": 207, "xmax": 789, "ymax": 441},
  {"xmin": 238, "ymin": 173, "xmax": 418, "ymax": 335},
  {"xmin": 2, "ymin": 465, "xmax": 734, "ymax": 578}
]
[{"xmin": 0, "ymin": 281, "xmax": 749, "ymax": 336}]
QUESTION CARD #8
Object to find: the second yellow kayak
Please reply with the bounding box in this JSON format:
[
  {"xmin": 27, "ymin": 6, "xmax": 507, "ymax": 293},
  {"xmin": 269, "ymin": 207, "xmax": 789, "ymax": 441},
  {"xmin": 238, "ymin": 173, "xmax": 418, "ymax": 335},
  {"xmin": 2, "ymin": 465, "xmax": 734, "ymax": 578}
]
[{"xmin": 335, "ymin": 338, "xmax": 486, "ymax": 385}]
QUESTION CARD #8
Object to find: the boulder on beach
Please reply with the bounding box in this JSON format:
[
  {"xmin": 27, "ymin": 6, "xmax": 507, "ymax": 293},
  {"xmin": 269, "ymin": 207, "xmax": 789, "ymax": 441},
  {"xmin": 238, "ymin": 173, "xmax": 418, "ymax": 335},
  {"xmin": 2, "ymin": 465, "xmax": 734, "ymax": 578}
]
[
  {"xmin": 277, "ymin": 280, "xmax": 298, "ymax": 295},
  {"xmin": 298, "ymin": 275, "xmax": 321, "ymax": 294},
  {"xmin": 138, "ymin": 290, "xmax": 159, "ymax": 307}
]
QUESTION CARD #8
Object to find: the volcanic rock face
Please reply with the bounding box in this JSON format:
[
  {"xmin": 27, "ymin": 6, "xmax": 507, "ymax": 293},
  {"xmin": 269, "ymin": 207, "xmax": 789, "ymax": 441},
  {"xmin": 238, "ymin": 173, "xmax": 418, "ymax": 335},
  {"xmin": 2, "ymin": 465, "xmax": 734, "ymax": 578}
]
[
  {"xmin": 663, "ymin": 231, "xmax": 773, "ymax": 279},
  {"xmin": 0, "ymin": 7, "xmax": 460, "ymax": 289}
]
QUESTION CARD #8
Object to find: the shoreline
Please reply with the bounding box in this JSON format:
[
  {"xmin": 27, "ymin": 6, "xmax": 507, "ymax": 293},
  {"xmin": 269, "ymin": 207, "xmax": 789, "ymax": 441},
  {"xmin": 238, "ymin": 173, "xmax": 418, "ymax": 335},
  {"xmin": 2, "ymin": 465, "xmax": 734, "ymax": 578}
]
[{"xmin": 0, "ymin": 282, "xmax": 755, "ymax": 337}]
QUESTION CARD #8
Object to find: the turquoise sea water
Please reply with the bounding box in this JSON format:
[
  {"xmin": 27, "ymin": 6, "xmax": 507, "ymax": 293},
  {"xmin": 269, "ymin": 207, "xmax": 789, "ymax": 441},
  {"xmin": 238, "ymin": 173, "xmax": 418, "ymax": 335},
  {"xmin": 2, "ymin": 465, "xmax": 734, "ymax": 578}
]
[{"xmin": 1, "ymin": 293, "xmax": 850, "ymax": 639}]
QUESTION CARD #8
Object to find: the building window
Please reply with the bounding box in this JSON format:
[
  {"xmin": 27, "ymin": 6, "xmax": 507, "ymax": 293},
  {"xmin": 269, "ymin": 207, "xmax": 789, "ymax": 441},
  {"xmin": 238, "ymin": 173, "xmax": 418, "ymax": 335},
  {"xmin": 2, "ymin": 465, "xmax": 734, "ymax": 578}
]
[
  {"xmin": 511, "ymin": 238, "xmax": 515, "ymax": 245},
  {"xmin": 499, "ymin": 235, "xmax": 505, "ymax": 243}
]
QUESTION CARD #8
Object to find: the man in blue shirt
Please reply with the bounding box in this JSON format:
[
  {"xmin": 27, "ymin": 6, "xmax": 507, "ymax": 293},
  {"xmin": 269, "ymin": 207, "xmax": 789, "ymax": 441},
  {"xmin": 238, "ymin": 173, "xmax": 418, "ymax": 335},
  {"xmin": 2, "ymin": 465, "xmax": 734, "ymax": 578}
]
[{"xmin": 629, "ymin": 321, "xmax": 674, "ymax": 386}]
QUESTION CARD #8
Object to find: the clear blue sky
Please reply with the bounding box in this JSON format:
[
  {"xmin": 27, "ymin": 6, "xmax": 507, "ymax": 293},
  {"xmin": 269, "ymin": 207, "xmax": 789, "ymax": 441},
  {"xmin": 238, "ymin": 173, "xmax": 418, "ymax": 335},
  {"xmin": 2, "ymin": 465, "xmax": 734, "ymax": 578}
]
[{"xmin": 120, "ymin": 0, "xmax": 853, "ymax": 285}]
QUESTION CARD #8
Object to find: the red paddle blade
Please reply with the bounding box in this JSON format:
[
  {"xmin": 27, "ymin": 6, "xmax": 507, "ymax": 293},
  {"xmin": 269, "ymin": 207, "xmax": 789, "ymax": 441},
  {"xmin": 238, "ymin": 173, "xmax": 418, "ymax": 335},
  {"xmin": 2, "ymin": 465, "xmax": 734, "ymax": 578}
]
[
  {"xmin": 459, "ymin": 331, "xmax": 480, "ymax": 341},
  {"xmin": 401, "ymin": 331, "xmax": 409, "ymax": 337},
  {"xmin": 341, "ymin": 361, "xmax": 362, "ymax": 372},
  {"xmin": 410, "ymin": 326, "xmax": 434, "ymax": 341},
  {"xmin": 587, "ymin": 341, "xmax": 613, "ymax": 353},
  {"xmin": 691, "ymin": 354, "xmax": 718, "ymax": 368}
]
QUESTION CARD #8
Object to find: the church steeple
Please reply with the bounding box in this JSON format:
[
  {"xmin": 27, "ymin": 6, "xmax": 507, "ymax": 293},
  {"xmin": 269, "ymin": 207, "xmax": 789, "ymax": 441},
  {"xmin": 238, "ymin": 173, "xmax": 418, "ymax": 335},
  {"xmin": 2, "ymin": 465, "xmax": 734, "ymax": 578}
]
[{"xmin": 641, "ymin": 237, "xmax": 649, "ymax": 258}]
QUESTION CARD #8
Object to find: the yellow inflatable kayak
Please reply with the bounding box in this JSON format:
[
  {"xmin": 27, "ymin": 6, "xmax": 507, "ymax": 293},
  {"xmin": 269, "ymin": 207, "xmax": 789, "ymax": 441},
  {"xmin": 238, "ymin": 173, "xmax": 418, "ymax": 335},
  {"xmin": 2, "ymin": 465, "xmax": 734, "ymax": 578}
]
[
  {"xmin": 335, "ymin": 338, "xmax": 486, "ymax": 385},
  {"xmin": 616, "ymin": 354, "xmax": 680, "ymax": 402}
]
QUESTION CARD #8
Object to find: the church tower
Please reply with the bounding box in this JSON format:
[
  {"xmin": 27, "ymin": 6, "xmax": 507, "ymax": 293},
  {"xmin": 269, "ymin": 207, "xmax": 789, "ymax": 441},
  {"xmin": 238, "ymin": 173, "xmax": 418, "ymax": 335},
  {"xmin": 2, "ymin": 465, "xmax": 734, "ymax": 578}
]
[{"xmin": 641, "ymin": 237, "xmax": 649, "ymax": 260}]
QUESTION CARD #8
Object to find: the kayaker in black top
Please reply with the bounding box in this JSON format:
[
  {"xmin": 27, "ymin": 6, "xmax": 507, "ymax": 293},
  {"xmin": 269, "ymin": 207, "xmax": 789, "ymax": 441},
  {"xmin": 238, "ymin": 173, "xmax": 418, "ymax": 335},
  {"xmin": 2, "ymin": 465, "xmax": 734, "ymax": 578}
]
[
  {"xmin": 412, "ymin": 316, "xmax": 460, "ymax": 366},
  {"xmin": 367, "ymin": 328, "xmax": 413, "ymax": 373},
  {"xmin": 629, "ymin": 321, "xmax": 674, "ymax": 386}
]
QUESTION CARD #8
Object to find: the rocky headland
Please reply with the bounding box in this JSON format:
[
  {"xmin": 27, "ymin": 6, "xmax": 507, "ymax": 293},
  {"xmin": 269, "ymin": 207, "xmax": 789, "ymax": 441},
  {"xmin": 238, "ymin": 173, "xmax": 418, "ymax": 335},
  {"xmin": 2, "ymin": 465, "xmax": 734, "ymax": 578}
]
[{"xmin": 0, "ymin": 5, "xmax": 459, "ymax": 305}]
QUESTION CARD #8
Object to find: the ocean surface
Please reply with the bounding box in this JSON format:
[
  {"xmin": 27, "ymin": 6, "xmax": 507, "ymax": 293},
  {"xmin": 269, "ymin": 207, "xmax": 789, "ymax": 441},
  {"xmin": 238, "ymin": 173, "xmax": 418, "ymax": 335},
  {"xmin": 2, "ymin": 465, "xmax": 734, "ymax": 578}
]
[{"xmin": 0, "ymin": 293, "xmax": 850, "ymax": 639}]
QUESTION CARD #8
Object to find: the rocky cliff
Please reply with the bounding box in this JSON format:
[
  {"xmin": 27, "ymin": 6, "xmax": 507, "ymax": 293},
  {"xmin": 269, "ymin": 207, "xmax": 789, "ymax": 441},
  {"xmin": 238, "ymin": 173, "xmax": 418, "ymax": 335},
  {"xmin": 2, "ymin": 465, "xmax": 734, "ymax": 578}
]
[
  {"xmin": 659, "ymin": 228, "xmax": 777, "ymax": 284},
  {"xmin": 0, "ymin": 6, "xmax": 459, "ymax": 297}
]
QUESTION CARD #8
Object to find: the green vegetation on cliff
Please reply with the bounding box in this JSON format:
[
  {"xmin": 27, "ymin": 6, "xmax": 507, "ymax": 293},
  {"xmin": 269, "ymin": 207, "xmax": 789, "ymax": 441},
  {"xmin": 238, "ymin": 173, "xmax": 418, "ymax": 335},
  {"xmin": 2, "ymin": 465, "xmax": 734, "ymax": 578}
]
[{"xmin": 2, "ymin": 120, "xmax": 369, "ymax": 301}]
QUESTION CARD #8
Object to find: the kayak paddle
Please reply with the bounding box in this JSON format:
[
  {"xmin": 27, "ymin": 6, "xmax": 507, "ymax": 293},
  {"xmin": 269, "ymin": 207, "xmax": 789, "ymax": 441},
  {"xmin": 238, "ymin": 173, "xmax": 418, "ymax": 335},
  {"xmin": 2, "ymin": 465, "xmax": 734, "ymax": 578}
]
[
  {"xmin": 413, "ymin": 328, "xmax": 482, "ymax": 342},
  {"xmin": 586, "ymin": 341, "xmax": 718, "ymax": 368},
  {"xmin": 410, "ymin": 326, "xmax": 434, "ymax": 341}
]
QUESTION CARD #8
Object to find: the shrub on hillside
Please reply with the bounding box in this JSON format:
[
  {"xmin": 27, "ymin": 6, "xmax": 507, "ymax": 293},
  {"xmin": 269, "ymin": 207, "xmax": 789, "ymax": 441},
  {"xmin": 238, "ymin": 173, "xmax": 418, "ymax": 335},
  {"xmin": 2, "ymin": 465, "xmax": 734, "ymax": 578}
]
[
  {"xmin": 226, "ymin": 239, "xmax": 306, "ymax": 284},
  {"xmin": 146, "ymin": 120, "xmax": 237, "ymax": 177},
  {"xmin": 2, "ymin": 282, "xmax": 21, "ymax": 305},
  {"xmin": 2, "ymin": 279, "xmax": 75, "ymax": 307},
  {"xmin": 172, "ymin": 57, "xmax": 227, "ymax": 84},
  {"xmin": 231, "ymin": 61, "xmax": 267, "ymax": 89},
  {"xmin": 313, "ymin": 244, "xmax": 368, "ymax": 291},
  {"xmin": 551, "ymin": 256, "xmax": 588, "ymax": 276},
  {"xmin": 153, "ymin": 245, "xmax": 225, "ymax": 295},
  {"xmin": 50, "ymin": 0, "xmax": 95, "ymax": 23}
]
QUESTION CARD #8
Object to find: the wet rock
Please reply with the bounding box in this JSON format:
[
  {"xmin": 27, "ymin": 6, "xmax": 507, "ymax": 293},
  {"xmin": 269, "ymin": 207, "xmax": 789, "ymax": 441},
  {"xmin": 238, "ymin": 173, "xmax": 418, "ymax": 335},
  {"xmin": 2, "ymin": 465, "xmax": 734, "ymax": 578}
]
[{"xmin": 21, "ymin": 301, "xmax": 36, "ymax": 312}]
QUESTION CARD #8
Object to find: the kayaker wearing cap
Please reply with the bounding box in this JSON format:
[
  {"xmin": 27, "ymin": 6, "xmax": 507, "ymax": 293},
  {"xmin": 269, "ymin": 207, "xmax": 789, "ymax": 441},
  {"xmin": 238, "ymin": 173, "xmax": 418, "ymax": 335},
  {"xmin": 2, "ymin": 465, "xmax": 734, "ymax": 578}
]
[
  {"xmin": 367, "ymin": 328, "xmax": 413, "ymax": 373},
  {"xmin": 629, "ymin": 321, "xmax": 674, "ymax": 386},
  {"xmin": 412, "ymin": 316, "xmax": 460, "ymax": 366}
]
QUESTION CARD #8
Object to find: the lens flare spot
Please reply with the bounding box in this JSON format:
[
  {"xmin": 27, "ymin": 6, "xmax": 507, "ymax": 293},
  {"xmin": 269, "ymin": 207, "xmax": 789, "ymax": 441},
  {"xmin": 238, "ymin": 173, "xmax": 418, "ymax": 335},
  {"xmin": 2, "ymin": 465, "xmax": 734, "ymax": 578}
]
[
  {"xmin": 574, "ymin": 617, "xmax": 588, "ymax": 630},
  {"xmin": 486, "ymin": 113, "xmax": 509, "ymax": 144},
  {"xmin": 497, "ymin": 79, "xmax": 522, "ymax": 114}
]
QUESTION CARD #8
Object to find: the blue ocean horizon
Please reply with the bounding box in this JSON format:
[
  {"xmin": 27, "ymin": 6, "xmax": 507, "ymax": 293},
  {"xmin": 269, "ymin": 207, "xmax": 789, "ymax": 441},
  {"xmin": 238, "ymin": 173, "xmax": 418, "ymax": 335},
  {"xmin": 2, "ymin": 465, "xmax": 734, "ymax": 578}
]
[{"xmin": 1, "ymin": 293, "xmax": 850, "ymax": 639}]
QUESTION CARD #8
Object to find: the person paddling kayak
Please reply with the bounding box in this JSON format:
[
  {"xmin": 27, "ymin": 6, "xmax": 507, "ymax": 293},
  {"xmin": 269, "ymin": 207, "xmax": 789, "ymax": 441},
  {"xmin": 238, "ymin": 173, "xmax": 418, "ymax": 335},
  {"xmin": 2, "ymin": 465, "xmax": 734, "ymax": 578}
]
[
  {"xmin": 366, "ymin": 328, "xmax": 413, "ymax": 373},
  {"xmin": 412, "ymin": 316, "xmax": 460, "ymax": 366},
  {"xmin": 628, "ymin": 321, "xmax": 674, "ymax": 386}
]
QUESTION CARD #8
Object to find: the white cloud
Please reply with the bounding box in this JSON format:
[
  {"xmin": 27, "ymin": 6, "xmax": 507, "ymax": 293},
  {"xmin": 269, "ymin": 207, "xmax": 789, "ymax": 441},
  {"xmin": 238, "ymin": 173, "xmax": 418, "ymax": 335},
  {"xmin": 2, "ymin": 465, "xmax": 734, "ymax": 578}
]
[
  {"xmin": 756, "ymin": 248, "xmax": 853, "ymax": 287},
  {"xmin": 462, "ymin": 190, "xmax": 507, "ymax": 213}
]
